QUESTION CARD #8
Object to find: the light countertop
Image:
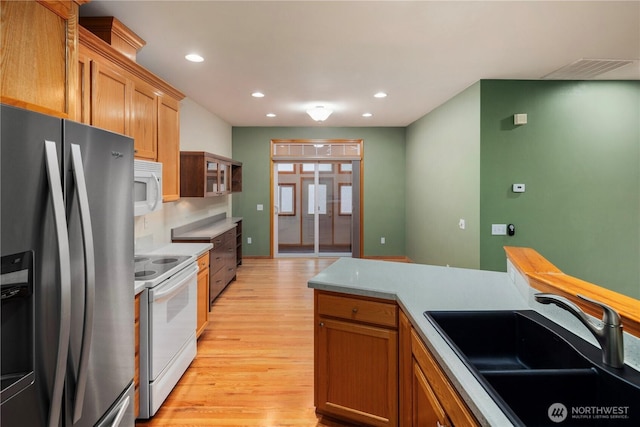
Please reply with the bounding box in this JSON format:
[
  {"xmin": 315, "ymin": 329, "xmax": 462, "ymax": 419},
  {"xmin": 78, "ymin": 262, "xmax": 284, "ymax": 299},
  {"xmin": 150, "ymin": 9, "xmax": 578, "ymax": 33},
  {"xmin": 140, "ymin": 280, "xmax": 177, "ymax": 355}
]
[
  {"xmin": 134, "ymin": 242, "xmax": 212, "ymax": 294},
  {"xmin": 171, "ymin": 216, "xmax": 242, "ymax": 241},
  {"xmin": 308, "ymin": 257, "xmax": 640, "ymax": 426}
]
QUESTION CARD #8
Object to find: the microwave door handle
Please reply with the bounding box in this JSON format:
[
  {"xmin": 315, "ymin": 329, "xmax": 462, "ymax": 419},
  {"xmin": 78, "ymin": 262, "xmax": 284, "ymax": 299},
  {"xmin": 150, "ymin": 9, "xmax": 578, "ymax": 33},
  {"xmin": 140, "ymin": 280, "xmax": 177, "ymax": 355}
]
[
  {"xmin": 150, "ymin": 172, "xmax": 161, "ymax": 211},
  {"xmin": 44, "ymin": 141, "xmax": 72, "ymax": 427},
  {"xmin": 70, "ymin": 144, "xmax": 96, "ymax": 423}
]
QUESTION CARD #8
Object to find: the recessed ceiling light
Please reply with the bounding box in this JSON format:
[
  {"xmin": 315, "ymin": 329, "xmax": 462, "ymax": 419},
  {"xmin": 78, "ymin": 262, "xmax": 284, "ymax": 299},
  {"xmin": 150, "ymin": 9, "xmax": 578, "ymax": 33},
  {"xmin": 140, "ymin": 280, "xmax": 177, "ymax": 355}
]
[
  {"xmin": 266, "ymin": 113, "xmax": 276, "ymax": 118},
  {"xmin": 362, "ymin": 113, "xmax": 373, "ymax": 118},
  {"xmin": 252, "ymin": 92, "xmax": 265, "ymax": 98},
  {"xmin": 185, "ymin": 53, "xmax": 204, "ymax": 63},
  {"xmin": 374, "ymin": 92, "xmax": 387, "ymax": 98}
]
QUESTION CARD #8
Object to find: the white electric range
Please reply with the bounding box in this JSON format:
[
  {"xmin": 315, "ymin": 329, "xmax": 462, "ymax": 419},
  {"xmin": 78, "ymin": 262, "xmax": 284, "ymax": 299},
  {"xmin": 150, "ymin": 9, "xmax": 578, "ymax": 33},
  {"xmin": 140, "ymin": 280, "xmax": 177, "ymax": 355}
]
[{"xmin": 134, "ymin": 253, "xmax": 198, "ymax": 419}]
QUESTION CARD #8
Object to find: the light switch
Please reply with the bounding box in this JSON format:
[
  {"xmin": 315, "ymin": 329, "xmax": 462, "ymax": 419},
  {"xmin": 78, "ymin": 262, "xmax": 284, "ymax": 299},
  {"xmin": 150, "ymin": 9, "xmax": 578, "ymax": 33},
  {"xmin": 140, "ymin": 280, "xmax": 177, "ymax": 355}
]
[
  {"xmin": 492, "ymin": 224, "xmax": 507, "ymax": 235},
  {"xmin": 257, "ymin": 204, "xmax": 263, "ymax": 211}
]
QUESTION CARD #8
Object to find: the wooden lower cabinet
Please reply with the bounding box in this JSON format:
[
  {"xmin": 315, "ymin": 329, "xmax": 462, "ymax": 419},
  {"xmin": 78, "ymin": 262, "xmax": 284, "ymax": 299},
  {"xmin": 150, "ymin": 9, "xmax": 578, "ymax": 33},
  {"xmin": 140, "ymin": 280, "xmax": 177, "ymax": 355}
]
[
  {"xmin": 196, "ymin": 252, "xmax": 210, "ymax": 338},
  {"xmin": 412, "ymin": 359, "xmax": 451, "ymax": 427},
  {"xmin": 314, "ymin": 291, "xmax": 398, "ymax": 427},
  {"xmin": 315, "ymin": 297, "xmax": 479, "ymax": 427},
  {"xmin": 409, "ymin": 328, "xmax": 479, "ymax": 427}
]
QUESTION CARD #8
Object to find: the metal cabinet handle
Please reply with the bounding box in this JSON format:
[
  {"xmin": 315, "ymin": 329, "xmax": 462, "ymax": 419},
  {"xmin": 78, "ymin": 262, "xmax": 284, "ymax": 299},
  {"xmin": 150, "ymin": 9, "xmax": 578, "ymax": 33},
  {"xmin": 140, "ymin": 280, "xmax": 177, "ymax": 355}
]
[
  {"xmin": 352, "ymin": 307, "xmax": 359, "ymax": 313},
  {"xmin": 319, "ymin": 322, "xmax": 324, "ymax": 327}
]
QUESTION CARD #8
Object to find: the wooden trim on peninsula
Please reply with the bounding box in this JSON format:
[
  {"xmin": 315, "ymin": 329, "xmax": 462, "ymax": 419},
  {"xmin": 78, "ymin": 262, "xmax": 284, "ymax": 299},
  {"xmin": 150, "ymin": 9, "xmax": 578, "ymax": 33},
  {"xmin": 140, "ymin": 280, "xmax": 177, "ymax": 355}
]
[{"xmin": 505, "ymin": 246, "xmax": 640, "ymax": 339}]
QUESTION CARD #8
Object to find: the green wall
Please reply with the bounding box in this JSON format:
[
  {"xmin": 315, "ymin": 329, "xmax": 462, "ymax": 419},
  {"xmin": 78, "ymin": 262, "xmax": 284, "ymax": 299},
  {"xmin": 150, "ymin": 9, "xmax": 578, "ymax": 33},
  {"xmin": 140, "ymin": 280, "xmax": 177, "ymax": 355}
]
[
  {"xmin": 405, "ymin": 82, "xmax": 481, "ymax": 268},
  {"xmin": 232, "ymin": 127, "xmax": 406, "ymax": 257},
  {"xmin": 480, "ymin": 80, "xmax": 640, "ymax": 299}
]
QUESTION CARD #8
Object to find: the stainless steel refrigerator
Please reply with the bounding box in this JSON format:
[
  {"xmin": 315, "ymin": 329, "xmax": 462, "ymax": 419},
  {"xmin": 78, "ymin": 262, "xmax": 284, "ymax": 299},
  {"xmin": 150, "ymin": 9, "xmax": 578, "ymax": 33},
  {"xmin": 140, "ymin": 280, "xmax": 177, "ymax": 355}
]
[{"xmin": 1, "ymin": 104, "xmax": 135, "ymax": 427}]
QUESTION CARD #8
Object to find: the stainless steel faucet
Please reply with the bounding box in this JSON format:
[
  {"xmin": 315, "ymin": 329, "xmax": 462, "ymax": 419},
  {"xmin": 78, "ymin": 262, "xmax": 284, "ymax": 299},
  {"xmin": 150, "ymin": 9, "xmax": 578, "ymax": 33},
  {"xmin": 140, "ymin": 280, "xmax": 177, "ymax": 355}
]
[{"xmin": 534, "ymin": 293, "xmax": 624, "ymax": 369}]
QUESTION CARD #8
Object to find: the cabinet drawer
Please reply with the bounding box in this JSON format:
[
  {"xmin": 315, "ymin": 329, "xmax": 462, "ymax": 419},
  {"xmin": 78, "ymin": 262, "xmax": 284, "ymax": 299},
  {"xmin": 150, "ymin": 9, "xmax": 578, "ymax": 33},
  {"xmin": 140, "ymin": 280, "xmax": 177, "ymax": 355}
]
[
  {"xmin": 223, "ymin": 228, "xmax": 235, "ymax": 242},
  {"xmin": 317, "ymin": 292, "xmax": 397, "ymax": 328},
  {"xmin": 212, "ymin": 234, "xmax": 225, "ymax": 247}
]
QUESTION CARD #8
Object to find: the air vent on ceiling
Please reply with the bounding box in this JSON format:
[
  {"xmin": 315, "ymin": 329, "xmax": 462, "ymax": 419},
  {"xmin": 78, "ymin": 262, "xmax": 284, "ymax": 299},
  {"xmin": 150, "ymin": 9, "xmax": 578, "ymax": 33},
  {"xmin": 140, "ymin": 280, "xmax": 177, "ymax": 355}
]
[{"xmin": 542, "ymin": 59, "xmax": 634, "ymax": 80}]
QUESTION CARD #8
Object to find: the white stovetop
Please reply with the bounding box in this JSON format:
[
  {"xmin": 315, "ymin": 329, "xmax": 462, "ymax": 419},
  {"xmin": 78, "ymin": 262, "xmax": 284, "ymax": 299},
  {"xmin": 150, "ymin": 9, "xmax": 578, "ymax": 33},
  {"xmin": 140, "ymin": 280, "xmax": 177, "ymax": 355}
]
[{"xmin": 134, "ymin": 242, "xmax": 212, "ymax": 294}]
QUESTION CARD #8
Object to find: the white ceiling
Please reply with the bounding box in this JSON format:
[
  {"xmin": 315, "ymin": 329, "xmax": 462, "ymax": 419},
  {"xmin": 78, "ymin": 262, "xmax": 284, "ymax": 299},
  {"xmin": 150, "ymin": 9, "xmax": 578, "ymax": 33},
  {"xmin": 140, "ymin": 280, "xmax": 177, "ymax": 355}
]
[{"xmin": 80, "ymin": 1, "xmax": 640, "ymax": 127}]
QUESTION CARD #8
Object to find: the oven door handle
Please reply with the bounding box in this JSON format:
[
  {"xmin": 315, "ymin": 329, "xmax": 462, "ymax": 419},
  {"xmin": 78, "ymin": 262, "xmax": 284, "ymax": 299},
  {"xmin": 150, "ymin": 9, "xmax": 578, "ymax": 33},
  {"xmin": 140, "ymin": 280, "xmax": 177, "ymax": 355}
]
[{"xmin": 149, "ymin": 263, "xmax": 198, "ymax": 303}]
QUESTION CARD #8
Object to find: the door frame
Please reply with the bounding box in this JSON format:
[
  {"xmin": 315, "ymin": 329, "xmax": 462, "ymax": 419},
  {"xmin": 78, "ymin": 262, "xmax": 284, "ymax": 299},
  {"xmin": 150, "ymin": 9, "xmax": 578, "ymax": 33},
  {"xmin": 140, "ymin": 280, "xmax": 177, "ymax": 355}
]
[{"xmin": 270, "ymin": 139, "xmax": 363, "ymax": 258}]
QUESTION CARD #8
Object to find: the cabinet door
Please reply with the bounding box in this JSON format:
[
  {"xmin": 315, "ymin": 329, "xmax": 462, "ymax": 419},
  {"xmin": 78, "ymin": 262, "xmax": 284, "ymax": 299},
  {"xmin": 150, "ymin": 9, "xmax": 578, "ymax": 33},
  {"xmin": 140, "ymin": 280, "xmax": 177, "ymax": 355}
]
[
  {"xmin": 1, "ymin": 0, "xmax": 78, "ymax": 118},
  {"xmin": 205, "ymin": 158, "xmax": 220, "ymax": 196},
  {"xmin": 196, "ymin": 266, "xmax": 209, "ymax": 338},
  {"xmin": 131, "ymin": 80, "xmax": 158, "ymax": 160},
  {"xmin": 77, "ymin": 51, "xmax": 91, "ymax": 124},
  {"xmin": 316, "ymin": 317, "xmax": 398, "ymax": 427},
  {"xmin": 413, "ymin": 359, "xmax": 451, "ymax": 427},
  {"xmin": 158, "ymin": 95, "xmax": 180, "ymax": 202},
  {"xmin": 90, "ymin": 60, "xmax": 131, "ymax": 135}
]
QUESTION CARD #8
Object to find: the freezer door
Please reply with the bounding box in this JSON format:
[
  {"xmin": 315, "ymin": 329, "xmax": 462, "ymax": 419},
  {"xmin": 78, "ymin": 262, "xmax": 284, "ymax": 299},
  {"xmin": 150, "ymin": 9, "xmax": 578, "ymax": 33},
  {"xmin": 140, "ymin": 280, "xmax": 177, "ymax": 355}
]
[
  {"xmin": 1, "ymin": 105, "xmax": 68, "ymax": 427},
  {"xmin": 63, "ymin": 120, "xmax": 135, "ymax": 427}
]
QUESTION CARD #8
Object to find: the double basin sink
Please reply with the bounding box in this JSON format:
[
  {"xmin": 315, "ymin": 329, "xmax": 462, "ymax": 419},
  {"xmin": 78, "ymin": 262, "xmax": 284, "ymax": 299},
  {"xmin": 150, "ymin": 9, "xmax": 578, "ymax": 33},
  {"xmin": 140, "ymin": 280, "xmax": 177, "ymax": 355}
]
[{"xmin": 424, "ymin": 310, "xmax": 640, "ymax": 426}]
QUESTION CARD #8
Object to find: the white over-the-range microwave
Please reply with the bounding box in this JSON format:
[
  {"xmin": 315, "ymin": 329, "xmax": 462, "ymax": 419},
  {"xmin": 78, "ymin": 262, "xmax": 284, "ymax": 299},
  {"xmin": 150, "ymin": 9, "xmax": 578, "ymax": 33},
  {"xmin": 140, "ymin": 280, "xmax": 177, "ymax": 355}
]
[{"xmin": 134, "ymin": 159, "xmax": 163, "ymax": 216}]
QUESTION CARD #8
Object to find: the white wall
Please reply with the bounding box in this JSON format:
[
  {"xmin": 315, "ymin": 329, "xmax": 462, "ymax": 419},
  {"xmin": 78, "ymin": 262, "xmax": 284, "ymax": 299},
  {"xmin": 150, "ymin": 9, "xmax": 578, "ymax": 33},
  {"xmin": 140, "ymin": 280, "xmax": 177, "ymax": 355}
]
[{"xmin": 134, "ymin": 98, "xmax": 233, "ymax": 252}]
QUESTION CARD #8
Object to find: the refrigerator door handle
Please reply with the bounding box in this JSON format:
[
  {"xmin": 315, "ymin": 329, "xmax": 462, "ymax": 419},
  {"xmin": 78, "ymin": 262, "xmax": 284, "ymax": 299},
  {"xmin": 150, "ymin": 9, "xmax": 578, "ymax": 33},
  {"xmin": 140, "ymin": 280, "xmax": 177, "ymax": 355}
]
[
  {"xmin": 70, "ymin": 144, "xmax": 96, "ymax": 423},
  {"xmin": 44, "ymin": 140, "xmax": 72, "ymax": 427},
  {"xmin": 109, "ymin": 395, "xmax": 130, "ymax": 427}
]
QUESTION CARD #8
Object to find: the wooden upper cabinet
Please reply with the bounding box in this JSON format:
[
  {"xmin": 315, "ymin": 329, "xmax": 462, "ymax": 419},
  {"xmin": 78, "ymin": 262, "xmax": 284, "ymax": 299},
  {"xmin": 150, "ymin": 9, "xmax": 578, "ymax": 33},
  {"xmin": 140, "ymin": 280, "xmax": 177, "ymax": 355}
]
[
  {"xmin": 77, "ymin": 51, "xmax": 91, "ymax": 124},
  {"xmin": 78, "ymin": 21, "xmax": 184, "ymax": 202},
  {"xmin": 158, "ymin": 95, "xmax": 181, "ymax": 202},
  {"xmin": 180, "ymin": 152, "xmax": 243, "ymax": 197},
  {"xmin": 131, "ymin": 80, "xmax": 158, "ymax": 160},
  {"xmin": 1, "ymin": 0, "xmax": 83, "ymax": 119},
  {"xmin": 90, "ymin": 59, "xmax": 131, "ymax": 135}
]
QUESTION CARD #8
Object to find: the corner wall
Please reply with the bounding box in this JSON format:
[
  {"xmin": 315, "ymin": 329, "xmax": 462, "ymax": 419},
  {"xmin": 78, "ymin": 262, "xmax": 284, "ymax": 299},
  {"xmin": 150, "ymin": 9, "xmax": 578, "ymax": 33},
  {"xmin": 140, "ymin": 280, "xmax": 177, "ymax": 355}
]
[
  {"xmin": 480, "ymin": 80, "xmax": 640, "ymax": 299},
  {"xmin": 405, "ymin": 82, "xmax": 481, "ymax": 268}
]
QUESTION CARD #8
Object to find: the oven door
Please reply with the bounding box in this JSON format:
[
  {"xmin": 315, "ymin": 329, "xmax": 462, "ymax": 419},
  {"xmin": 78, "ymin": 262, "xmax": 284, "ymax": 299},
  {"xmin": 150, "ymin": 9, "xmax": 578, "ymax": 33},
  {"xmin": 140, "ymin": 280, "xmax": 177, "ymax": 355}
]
[{"xmin": 148, "ymin": 263, "xmax": 198, "ymax": 380}]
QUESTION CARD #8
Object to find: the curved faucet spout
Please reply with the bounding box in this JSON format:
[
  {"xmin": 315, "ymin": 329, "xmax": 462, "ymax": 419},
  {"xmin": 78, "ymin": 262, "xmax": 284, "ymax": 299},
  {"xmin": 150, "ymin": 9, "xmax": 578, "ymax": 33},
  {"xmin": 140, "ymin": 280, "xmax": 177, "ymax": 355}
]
[{"xmin": 534, "ymin": 293, "xmax": 624, "ymax": 369}]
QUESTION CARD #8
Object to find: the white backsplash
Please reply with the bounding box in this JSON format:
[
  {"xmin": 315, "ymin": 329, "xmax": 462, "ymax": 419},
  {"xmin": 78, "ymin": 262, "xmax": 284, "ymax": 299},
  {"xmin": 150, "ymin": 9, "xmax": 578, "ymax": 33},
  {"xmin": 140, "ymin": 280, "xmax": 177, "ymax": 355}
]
[{"xmin": 135, "ymin": 196, "xmax": 230, "ymax": 253}]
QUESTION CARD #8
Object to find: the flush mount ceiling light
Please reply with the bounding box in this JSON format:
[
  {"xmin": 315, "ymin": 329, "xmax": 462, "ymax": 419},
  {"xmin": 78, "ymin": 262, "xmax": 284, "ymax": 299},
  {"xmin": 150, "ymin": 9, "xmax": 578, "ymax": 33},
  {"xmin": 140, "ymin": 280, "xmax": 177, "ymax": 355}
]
[
  {"xmin": 266, "ymin": 113, "xmax": 276, "ymax": 118},
  {"xmin": 185, "ymin": 53, "xmax": 204, "ymax": 63},
  {"xmin": 374, "ymin": 92, "xmax": 387, "ymax": 98},
  {"xmin": 306, "ymin": 106, "xmax": 333, "ymax": 122},
  {"xmin": 252, "ymin": 92, "xmax": 265, "ymax": 98},
  {"xmin": 362, "ymin": 112, "xmax": 373, "ymax": 118}
]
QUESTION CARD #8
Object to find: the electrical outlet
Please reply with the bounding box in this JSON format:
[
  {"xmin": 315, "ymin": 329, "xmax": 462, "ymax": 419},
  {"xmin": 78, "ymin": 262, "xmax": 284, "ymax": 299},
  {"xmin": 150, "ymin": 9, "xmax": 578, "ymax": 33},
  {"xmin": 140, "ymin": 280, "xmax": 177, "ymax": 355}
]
[
  {"xmin": 381, "ymin": 237, "xmax": 386, "ymax": 244},
  {"xmin": 459, "ymin": 219, "xmax": 466, "ymax": 230},
  {"xmin": 247, "ymin": 237, "xmax": 252, "ymax": 244},
  {"xmin": 257, "ymin": 204, "xmax": 264, "ymax": 211}
]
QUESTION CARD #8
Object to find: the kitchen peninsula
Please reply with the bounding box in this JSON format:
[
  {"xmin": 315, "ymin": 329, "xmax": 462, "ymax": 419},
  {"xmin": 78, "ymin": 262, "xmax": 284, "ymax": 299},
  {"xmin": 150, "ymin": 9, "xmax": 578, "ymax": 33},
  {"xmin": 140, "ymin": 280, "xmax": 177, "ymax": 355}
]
[{"xmin": 308, "ymin": 247, "xmax": 640, "ymax": 426}]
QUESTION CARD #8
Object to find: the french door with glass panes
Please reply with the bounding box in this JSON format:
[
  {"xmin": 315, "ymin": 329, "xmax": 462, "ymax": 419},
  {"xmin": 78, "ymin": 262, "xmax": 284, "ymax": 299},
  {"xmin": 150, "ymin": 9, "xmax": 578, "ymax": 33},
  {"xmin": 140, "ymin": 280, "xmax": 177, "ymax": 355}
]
[{"xmin": 274, "ymin": 162, "xmax": 354, "ymax": 257}]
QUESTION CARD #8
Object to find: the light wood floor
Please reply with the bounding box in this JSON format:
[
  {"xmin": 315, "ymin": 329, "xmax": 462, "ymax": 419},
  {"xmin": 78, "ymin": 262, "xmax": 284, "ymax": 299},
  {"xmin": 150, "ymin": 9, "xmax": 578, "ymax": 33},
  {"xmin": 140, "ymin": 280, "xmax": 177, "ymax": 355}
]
[{"xmin": 136, "ymin": 257, "xmax": 353, "ymax": 427}]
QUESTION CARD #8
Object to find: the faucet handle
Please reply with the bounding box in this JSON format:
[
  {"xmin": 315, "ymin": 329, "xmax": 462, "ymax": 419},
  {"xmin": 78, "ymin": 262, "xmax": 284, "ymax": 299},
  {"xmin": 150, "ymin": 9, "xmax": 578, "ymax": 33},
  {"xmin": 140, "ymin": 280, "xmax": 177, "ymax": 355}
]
[{"xmin": 577, "ymin": 294, "xmax": 621, "ymax": 326}]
